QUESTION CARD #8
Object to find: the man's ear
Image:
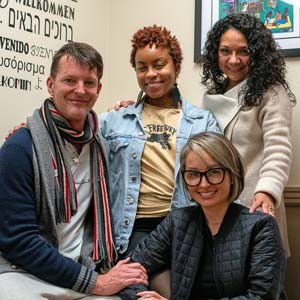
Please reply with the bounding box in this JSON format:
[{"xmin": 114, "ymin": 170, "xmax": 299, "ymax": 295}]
[
  {"xmin": 46, "ymin": 76, "xmax": 54, "ymax": 97},
  {"xmin": 97, "ymin": 82, "xmax": 102, "ymax": 96}
]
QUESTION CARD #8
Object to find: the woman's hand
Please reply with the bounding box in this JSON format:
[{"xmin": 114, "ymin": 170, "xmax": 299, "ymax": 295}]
[
  {"xmin": 249, "ymin": 192, "xmax": 275, "ymax": 216},
  {"xmin": 137, "ymin": 290, "xmax": 169, "ymax": 300},
  {"xmin": 110, "ymin": 100, "xmax": 136, "ymax": 111},
  {"xmin": 5, "ymin": 122, "xmax": 26, "ymax": 140}
]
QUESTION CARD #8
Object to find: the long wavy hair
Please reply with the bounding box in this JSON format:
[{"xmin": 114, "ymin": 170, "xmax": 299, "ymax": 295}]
[{"xmin": 201, "ymin": 13, "xmax": 296, "ymax": 106}]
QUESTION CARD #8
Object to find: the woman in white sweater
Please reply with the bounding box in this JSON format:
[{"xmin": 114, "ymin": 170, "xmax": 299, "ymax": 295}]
[{"xmin": 201, "ymin": 13, "xmax": 296, "ymax": 255}]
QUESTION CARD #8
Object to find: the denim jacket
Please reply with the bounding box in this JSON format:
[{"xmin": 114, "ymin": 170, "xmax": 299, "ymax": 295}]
[{"xmin": 98, "ymin": 99, "xmax": 220, "ymax": 253}]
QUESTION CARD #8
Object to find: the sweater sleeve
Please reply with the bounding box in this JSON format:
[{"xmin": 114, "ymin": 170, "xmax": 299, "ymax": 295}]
[
  {"xmin": 254, "ymin": 86, "xmax": 292, "ymax": 206},
  {"xmin": 0, "ymin": 128, "xmax": 97, "ymax": 293}
]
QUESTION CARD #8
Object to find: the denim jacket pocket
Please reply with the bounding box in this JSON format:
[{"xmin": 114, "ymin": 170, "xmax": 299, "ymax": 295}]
[{"xmin": 108, "ymin": 137, "xmax": 131, "ymax": 153}]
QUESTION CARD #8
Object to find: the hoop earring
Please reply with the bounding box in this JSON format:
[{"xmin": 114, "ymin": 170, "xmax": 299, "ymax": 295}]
[
  {"xmin": 172, "ymin": 83, "xmax": 181, "ymax": 108},
  {"xmin": 135, "ymin": 90, "xmax": 145, "ymax": 108}
]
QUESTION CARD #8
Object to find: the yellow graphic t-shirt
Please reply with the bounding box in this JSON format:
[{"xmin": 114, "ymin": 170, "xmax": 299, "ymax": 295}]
[{"xmin": 137, "ymin": 102, "xmax": 180, "ymax": 218}]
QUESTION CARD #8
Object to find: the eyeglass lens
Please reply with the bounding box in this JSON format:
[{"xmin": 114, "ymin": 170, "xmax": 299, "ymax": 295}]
[{"xmin": 183, "ymin": 168, "xmax": 225, "ymax": 186}]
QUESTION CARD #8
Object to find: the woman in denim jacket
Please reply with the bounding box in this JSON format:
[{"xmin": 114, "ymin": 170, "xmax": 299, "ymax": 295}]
[{"xmin": 99, "ymin": 25, "xmax": 219, "ymax": 297}]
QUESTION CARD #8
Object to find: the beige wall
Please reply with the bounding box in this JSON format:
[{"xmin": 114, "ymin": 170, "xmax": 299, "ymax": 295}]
[{"xmin": 1, "ymin": 0, "xmax": 299, "ymax": 187}]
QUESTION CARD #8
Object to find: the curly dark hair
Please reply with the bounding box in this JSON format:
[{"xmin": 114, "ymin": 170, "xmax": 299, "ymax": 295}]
[
  {"xmin": 201, "ymin": 13, "xmax": 296, "ymax": 106},
  {"xmin": 130, "ymin": 25, "xmax": 183, "ymax": 75}
]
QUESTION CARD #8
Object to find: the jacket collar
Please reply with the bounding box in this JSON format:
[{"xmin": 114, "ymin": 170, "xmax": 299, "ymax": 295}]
[
  {"xmin": 214, "ymin": 202, "xmax": 241, "ymax": 239},
  {"xmin": 196, "ymin": 202, "xmax": 241, "ymax": 239},
  {"xmin": 202, "ymin": 80, "xmax": 246, "ymax": 132},
  {"xmin": 123, "ymin": 98, "xmax": 205, "ymax": 121}
]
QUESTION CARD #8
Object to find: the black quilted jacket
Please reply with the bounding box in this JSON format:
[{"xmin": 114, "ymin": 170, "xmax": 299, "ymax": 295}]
[{"xmin": 119, "ymin": 203, "xmax": 286, "ymax": 300}]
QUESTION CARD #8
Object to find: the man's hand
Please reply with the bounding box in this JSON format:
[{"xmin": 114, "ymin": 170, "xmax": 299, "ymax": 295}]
[
  {"xmin": 91, "ymin": 257, "xmax": 148, "ymax": 296},
  {"xmin": 249, "ymin": 192, "xmax": 275, "ymax": 216}
]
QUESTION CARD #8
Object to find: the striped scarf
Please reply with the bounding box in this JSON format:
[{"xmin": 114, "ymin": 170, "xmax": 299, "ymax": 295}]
[{"xmin": 41, "ymin": 98, "xmax": 116, "ymax": 269}]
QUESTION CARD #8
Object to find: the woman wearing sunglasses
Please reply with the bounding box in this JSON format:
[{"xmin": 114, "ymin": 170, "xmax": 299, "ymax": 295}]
[{"xmin": 119, "ymin": 132, "xmax": 285, "ymax": 300}]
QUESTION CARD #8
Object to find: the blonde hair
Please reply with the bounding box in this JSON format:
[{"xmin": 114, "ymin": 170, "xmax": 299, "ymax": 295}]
[{"xmin": 180, "ymin": 132, "xmax": 245, "ymax": 202}]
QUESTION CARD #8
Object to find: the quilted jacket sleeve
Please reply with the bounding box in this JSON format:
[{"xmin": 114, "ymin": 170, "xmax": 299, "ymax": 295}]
[
  {"xmin": 218, "ymin": 215, "xmax": 286, "ymax": 300},
  {"xmin": 118, "ymin": 214, "xmax": 173, "ymax": 300}
]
